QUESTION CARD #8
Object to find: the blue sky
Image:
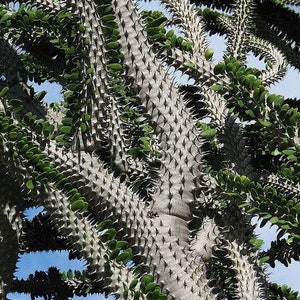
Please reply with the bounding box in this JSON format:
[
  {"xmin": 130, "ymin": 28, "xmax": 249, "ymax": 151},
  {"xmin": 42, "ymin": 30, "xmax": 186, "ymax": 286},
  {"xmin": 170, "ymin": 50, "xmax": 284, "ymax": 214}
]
[
  {"xmin": 7, "ymin": 0, "xmax": 300, "ymax": 298},
  {"xmin": 8, "ymin": 207, "xmax": 111, "ymax": 300}
]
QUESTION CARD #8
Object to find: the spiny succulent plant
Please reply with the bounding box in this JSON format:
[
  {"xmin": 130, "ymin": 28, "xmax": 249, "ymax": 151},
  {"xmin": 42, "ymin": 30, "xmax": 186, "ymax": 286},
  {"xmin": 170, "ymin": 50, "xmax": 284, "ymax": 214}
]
[{"xmin": 0, "ymin": 0, "xmax": 300, "ymax": 299}]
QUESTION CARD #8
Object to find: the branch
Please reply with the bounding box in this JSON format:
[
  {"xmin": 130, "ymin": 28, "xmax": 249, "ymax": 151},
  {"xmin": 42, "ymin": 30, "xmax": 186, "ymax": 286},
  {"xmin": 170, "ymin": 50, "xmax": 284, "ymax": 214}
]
[
  {"xmin": 20, "ymin": 213, "xmax": 68, "ymax": 253},
  {"xmin": 225, "ymin": 0, "xmax": 255, "ymax": 61},
  {"xmin": 0, "ymin": 167, "xmax": 26, "ymax": 297}
]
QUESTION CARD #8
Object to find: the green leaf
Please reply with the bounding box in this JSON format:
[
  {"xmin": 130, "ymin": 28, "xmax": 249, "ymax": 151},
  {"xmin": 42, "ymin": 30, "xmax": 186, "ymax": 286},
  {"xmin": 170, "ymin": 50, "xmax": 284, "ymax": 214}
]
[
  {"xmin": 275, "ymin": 95, "xmax": 285, "ymax": 106},
  {"xmin": 259, "ymin": 256, "xmax": 270, "ymax": 264},
  {"xmin": 287, "ymin": 126, "xmax": 295, "ymax": 138},
  {"xmin": 107, "ymin": 239, "xmax": 119, "ymax": 250},
  {"xmin": 102, "ymin": 228, "xmax": 117, "ymax": 242},
  {"xmin": 185, "ymin": 40, "xmax": 193, "ymax": 51},
  {"xmin": 55, "ymin": 134, "xmax": 65, "ymax": 144},
  {"xmin": 129, "ymin": 279, "xmax": 138, "ymax": 290},
  {"xmin": 8, "ymin": 131, "xmax": 18, "ymax": 141},
  {"xmin": 56, "ymin": 177, "xmax": 69, "ymax": 189},
  {"xmin": 258, "ymin": 119, "xmax": 272, "ymax": 127},
  {"xmin": 59, "ymin": 126, "xmax": 72, "ymax": 134},
  {"xmin": 290, "ymin": 112, "xmax": 300, "ymax": 125},
  {"xmin": 244, "ymin": 74, "xmax": 257, "ymax": 89},
  {"xmin": 70, "ymin": 199, "xmax": 88, "ymax": 212},
  {"xmin": 102, "ymin": 14, "xmax": 115, "ymax": 22},
  {"xmin": 116, "ymin": 249, "xmax": 131, "ymax": 263},
  {"xmin": 64, "ymin": 72, "xmax": 80, "ymax": 81},
  {"xmin": 204, "ymin": 49, "xmax": 214, "ymax": 60},
  {"xmin": 84, "ymin": 38, "xmax": 91, "ymax": 45},
  {"xmin": 20, "ymin": 143, "xmax": 29, "ymax": 154},
  {"xmin": 107, "ymin": 239, "xmax": 117, "ymax": 250},
  {"xmin": 67, "ymin": 269, "xmax": 73, "ymax": 280},
  {"xmin": 26, "ymin": 179, "xmax": 35, "ymax": 190},
  {"xmin": 139, "ymin": 136, "xmax": 151, "ymax": 150},
  {"xmin": 70, "ymin": 192, "xmax": 81, "ymax": 203},
  {"xmin": 25, "ymin": 150, "xmax": 34, "ymax": 159},
  {"xmin": 61, "ymin": 272, "xmax": 67, "ymax": 281},
  {"xmin": 135, "ymin": 116, "xmax": 147, "ymax": 123},
  {"xmin": 133, "ymin": 291, "xmax": 140, "ymax": 300},
  {"xmin": 213, "ymin": 63, "xmax": 225, "ymax": 74},
  {"xmin": 80, "ymin": 123, "xmax": 87, "ymax": 133},
  {"xmin": 166, "ymin": 29, "xmax": 174, "ymax": 38},
  {"xmin": 152, "ymin": 32, "xmax": 166, "ymax": 41},
  {"xmin": 269, "ymin": 216, "xmax": 279, "ymax": 224},
  {"xmin": 292, "ymin": 233, "xmax": 300, "ymax": 240},
  {"xmin": 97, "ymin": 220, "xmax": 112, "ymax": 232},
  {"xmin": 282, "ymin": 149, "xmax": 295, "ymax": 156},
  {"xmin": 86, "ymin": 67, "xmax": 94, "ymax": 75},
  {"xmin": 67, "ymin": 83, "xmax": 81, "ymax": 91},
  {"xmin": 62, "ymin": 118, "xmax": 73, "ymax": 126},
  {"xmin": 109, "ymin": 248, "xmax": 120, "ymax": 260},
  {"xmin": 183, "ymin": 62, "xmax": 195, "ymax": 68},
  {"xmin": 28, "ymin": 10, "xmax": 36, "ymax": 23},
  {"xmin": 237, "ymin": 100, "xmax": 244, "ymax": 107},
  {"xmin": 0, "ymin": 86, "xmax": 9, "ymax": 97},
  {"xmin": 271, "ymin": 148, "xmax": 281, "ymax": 156},
  {"xmin": 107, "ymin": 41, "xmax": 119, "ymax": 49},
  {"xmin": 50, "ymin": 38, "xmax": 60, "ymax": 44},
  {"xmin": 0, "ymin": 14, "xmax": 10, "ymax": 25},
  {"xmin": 210, "ymin": 84, "xmax": 222, "ymax": 91},
  {"xmin": 146, "ymin": 27, "xmax": 161, "ymax": 35},
  {"xmin": 43, "ymin": 123, "xmax": 54, "ymax": 136},
  {"xmin": 133, "ymin": 266, "xmax": 142, "ymax": 276},
  {"xmin": 22, "ymin": 15, "xmax": 29, "ymax": 26},
  {"xmin": 36, "ymin": 172, "xmax": 49, "ymax": 183},
  {"xmin": 239, "ymin": 175, "xmax": 250, "ymax": 186},
  {"xmin": 201, "ymin": 128, "xmax": 217, "ymax": 138},
  {"xmin": 103, "ymin": 5, "xmax": 113, "ymax": 14},
  {"xmin": 145, "ymin": 282, "xmax": 158, "ymax": 293},
  {"xmin": 79, "ymin": 24, "xmax": 86, "ymax": 33},
  {"xmin": 245, "ymin": 109, "xmax": 255, "ymax": 118},
  {"xmin": 107, "ymin": 63, "xmax": 122, "ymax": 71},
  {"xmin": 287, "ymin": 155, "xmax": 297, "ymax": 161},
  {"xmin": 259, "ymin": 90, "xmax": 268, "ymax": 102},
  {"xmin": 116, "ymin": 241, "xmax": 128, "ymax": 249},
  {"xmin": 35, "ymin": 91, "xmax": 47, "ymax": 101},
  {"xmin": 10, "ymin": 99, "xmax": 23, "ymax": 109},
  {"xmin": 148, "ymin": 16, "xmax": 167, "ymax": 27},
  {"xmin": 66, "ymin": 188, "xmax": 79, "ymax": 197},
  {"xmin": 141, "ymin": 274, "xmax": 154, "ymax": 286},
  {"xmin": 250, "ymin": 238, "xmax": 264, "ymax": 250}
]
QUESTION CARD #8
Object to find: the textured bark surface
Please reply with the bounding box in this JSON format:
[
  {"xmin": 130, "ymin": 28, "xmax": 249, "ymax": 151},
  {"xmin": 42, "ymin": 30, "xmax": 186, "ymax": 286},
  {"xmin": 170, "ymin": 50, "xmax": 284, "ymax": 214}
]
[{"xmin": 0, "ymin": 0, "xmax": 300, "ymax": 299}]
